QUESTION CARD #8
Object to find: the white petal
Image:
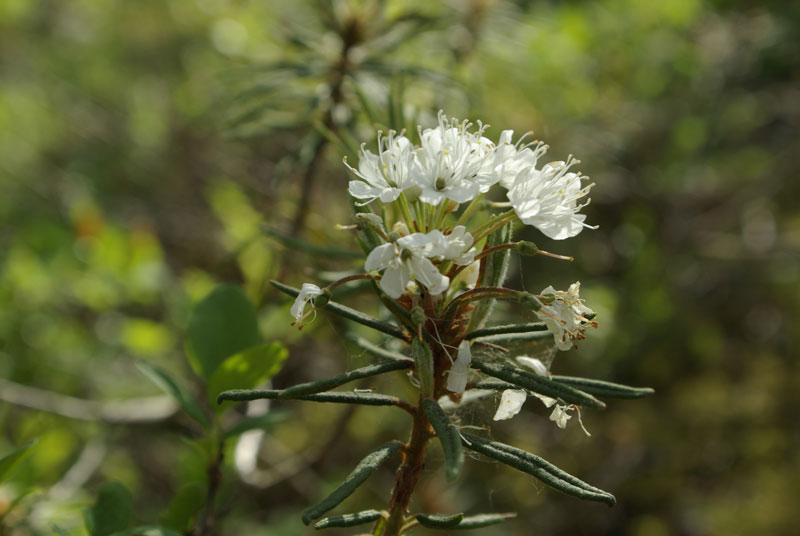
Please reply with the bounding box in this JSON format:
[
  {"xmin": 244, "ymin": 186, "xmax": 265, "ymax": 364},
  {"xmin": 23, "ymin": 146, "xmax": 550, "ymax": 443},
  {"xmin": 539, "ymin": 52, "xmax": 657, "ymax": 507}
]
[
  {"xmin": 365, "ymin": 243, "xmax": 396, "ymax": 272},
  {"xmin": 290, "ymin": 283, "xmax": 322, "ymax": 320},
  {"xmin": 493, "ymin": 389, "xmax": 527, "ymax": 421},
  {"xmin": 516, "ymin": 356, "xmax": 548, "ymax": 376},
  {"xmin": 550, "ymin": 405, "xmax": 572, "ymax": 429},
  {"xmin": 409, "ymin": 257, "xmax": 449, "ymax": 296},
  {"xmin": 532, "ymin": 392, "xmax": 557, "ymax": 408},
  {"xmin": 380, "ymin": 264, "xmax": 410, "ymax": 299}
]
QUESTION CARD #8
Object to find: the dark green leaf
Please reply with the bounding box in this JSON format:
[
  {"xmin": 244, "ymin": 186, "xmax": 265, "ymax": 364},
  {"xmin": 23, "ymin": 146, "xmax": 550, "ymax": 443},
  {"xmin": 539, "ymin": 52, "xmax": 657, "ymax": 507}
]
[
  {"xmin": 415, "ymin": 513, "xmax": 464, "ymax": 528},
  {"xmin": 312, "ymin": 510, "xmax": 384, "ymax": 529},
  {"xmin": 412, "ymin": 339, "xmax": 434, "ymax": 397},
  {"xmin": 453, "ymin": 513, "xmax": 517, "ymax": 529},
  {"xmin": 423, "ymin": 399, "xmax": 463, "ymax": 481},
  {"xmin": 471, "ymin": 359, "xmax": 606, "ymax": 409},
  {"xmin": 137, "ymin": 362, "xmax": 209, "ymax": 428},
  {"xmin": 550, "ymin": 376, "xmax": 655, "ymax": 399},
  {"xmin": 271, "ymin": 281, "xmax": 407, "ymax": 340},
  {"xmin": 83, "ymin": 482, "xmax": 133, "ymax": 536},
  {"xmin": 0, "ymin": 439, "xmax": 37, "ymax": 482},
  {"xmin": 219, "ymin": 389, "xmax": 408, "ymax": 410},
  {"xmin": 462, "ymin": 434, "xmax": 616, "ymax": 506},
  {"xmin": 276, "ymin": 360, "xmax": 412, "ymax": 399},
  {"xmin": 186, "ymin": 284, "xmax": 260, "ymax": 379},
  {"xmin": 468, "ymin": 222, "xmax": 512, "ymax": 331},
  {"xmin": 465, "ymin": 323, "xmax": 548, "ymax": 340},
  {"xmin": 206, "ymin": 342, "xmax": 288, "ymax": 407},
  {"xmin": 301, "ymin": 441, "xmax": 403, "ymax": 525}
]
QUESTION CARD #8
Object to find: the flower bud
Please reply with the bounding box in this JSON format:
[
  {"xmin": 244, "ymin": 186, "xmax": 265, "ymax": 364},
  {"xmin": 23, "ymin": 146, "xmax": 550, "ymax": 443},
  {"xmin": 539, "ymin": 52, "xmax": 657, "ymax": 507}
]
[
  {"xmin": 355, "ymin": 212, "xmax": 385, "ymax": 233},
  {"xmin": 410, "ymin": 306, "xmax": 426, "ymax": 327},
  {"xmin": 314, "ymin": 289, "xmax": 332, "ymax": 308},
  {"xmin": 515, "ymin": 241, "xmax": 539, "ymax": 256}
]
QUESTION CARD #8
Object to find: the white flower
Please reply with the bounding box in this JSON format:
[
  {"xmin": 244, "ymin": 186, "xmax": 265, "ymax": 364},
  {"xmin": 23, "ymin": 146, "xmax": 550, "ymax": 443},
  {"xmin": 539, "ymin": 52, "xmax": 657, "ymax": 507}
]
[
  {"xmin": 516, "ymin": 356, "xmax": 548, "ymax": 376},
  {"xmin": 549, "ymin": 404, "xmax": 573, "ymax": 429},
  {"xmin": 411, "ymin": 112, "xmax": 499, "ymax": 206},
  {"xmin": 493, "ymin": 389, "xmax": 527, "ymax": 421},
  {"xmin": 535, "ymin": 282, "xmax": 597, "ymax": 351},
  {"xmin": 446, "ymin": 340, "xmax": 472, "ymax": 393},
  {"xmin": 493, "ymin": 130, "xmax": 548, "ymax": 189},
  {"xmin": 507, "ymin": 157, "xmax": 594, "ymax": 240},
  {"xmin": 434, "ymin": 225, "xmax": 476, "ymax": 266},
  {"xmin": 345, "ymin": 130, "xmax": 414, "ymax": 205},
  {"xmin": 365, "ymin": 232, "xmax": 449, "ymax": 299},
  {"xmin": 290, "ymin": 283, "xmax": 323, "ymax": 323}
]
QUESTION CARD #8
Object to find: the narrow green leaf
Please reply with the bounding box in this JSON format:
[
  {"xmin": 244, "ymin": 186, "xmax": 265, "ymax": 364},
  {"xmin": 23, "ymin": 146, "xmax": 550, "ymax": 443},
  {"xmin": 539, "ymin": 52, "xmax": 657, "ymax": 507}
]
[
  {"xmin": 313, "ymin": 510, "xmax": 384, "ymax": 529},
  {"xmin": 277, "ymin": 360, "xmax": 412, "ymax": 399},
  {"xmin": 137, "ymin": 362, "xmax": 209, "ymax": 427},
  {"xmin": 468, "ymin": 222, "xmax": 512, "ymax": 331},
  {"xmin": 219, "ymin": 389, "xmax": 408, "ymax": 409},
  {"xmin": 462, "ymin": 434, "xmax": 616, "ymax": 506},
  {"xmin": 471, "ymin": 359, "xmax": 606, "ymax": 409},
  {"xmin": 51, "ymin": 525, "xmax": 70, "ymax": 536},
  {"xmin": 471, "ymin": 331, "xmax": 553, "ymax": 344},
  {"xmin": 223, "ymin": 411, "xmax": 288, "ymax": 439},
  {"xmin": 453, "ymin": 513, "xmax": 517, "ymax": 529},
  {"xmin": 301, "ymin": 441, "xmax": 403, "ymax": 525},
  {"xmin": 271, "ymin": 281, "xmax": 407, "ymax": 340},
  {"xmin": 186, "ymin": 284, "xmax": 261, "ymax": 379},
  {"xmin": 412, "ymin": 339, "xmax": 434, "ymax": 397},
  {"xmin": 0, "ymin": 439, "xmax": 37, "ymax": 482},
  {"xmin": 206, "ymin": 342, "xmax": 288, "ymax": 408},
  {"xmin": 83, "ymin": 482, "xmax": 133, "ymax": 536},
  {"xmin": 422, "ymin": 399, "xmax": 463, "ymax": 481},
  {"xmin": 349, "ymin": 336, "xmax": 409, "ymax": 362},
  {"xmin": 550, "ymin": 376, "xmax": 655, "ymax": 399},
  {"xmin": 465, "ymin": 323, "xmax": 548, "ymax": 340},
  {"xmin": 415, "ymin": 513, "xmax": 464, "ymax": 528}
]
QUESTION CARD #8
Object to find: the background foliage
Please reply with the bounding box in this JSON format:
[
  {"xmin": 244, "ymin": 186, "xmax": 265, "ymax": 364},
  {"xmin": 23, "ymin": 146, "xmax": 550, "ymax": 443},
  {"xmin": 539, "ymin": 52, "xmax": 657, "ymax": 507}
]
[{"xmin": 1, "ymin": 0, "xmax": 797, "ymax": 534}]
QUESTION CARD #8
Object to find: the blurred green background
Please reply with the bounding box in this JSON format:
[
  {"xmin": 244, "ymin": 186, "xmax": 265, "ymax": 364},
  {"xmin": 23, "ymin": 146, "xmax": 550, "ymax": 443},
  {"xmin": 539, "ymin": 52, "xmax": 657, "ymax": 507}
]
[{"xmin": 1, "ymin": 0, "xmax": 798, "ymax": 534}]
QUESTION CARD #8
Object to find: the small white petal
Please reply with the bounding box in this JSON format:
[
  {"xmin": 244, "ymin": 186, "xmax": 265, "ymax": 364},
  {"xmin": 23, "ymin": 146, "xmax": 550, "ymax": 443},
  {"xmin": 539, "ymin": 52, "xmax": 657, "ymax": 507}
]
[
  {"xmin": 532, "ymin": 392, "xmax": 557, "ymax": 408},
  {"xmin": 493, "ymin": 389, "xmax": 527, "ymax": 421},
  {"xmin": 380, "ymin": 264, "xmax": 411, "ymax": 299},
  {"xmin": 365, "ymin": 243, "xmax": 396, "ymax": 272},
  {"xmin": 290, "ymin": 283, "xmax": 323, "ymax": 320}
]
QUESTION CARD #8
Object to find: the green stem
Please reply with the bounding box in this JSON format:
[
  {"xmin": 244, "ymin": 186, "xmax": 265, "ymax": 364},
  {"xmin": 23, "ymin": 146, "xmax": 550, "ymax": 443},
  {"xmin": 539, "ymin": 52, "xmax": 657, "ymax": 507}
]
[
  {"xmin": 454, "ymin": 193, "xmax": 486, "ymax": 228},
  {"xmin": 471, "ymin": 209, "xmax": 517, "ymax": 244},
  {"xmin": 395, "ymin": 194, "xmax": 417, "ymax": 231}
]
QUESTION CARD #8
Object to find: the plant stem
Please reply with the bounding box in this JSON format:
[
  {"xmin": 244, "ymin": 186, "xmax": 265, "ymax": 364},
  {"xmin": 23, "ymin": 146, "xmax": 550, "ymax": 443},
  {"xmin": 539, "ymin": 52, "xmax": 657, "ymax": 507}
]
[{"xmin": 380, "ymin": 395, "xmax": 433, "ymax": 535}]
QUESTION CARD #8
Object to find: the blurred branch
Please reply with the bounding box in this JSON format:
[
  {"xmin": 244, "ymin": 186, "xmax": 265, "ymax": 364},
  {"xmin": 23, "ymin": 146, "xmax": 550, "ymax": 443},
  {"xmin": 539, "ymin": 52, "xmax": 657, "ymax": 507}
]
[{"xmin": 0, "ymin": 378, "xmax": 178, "ymax": 423}]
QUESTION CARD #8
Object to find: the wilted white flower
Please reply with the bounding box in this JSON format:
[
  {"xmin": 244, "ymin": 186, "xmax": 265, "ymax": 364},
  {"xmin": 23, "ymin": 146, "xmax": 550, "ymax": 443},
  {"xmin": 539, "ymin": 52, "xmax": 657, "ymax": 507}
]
[
  {"xmin": 536, "ymin": 282, "xmax": 597, "ymax": 351},
  {"xmin": 446, "ymin": 340, "xmax": 472, "ymax": 393},
  {"xmin": 365, "ymin": 232, "xmax": 449, "ymax": 299},
  {"xmin": 493, "ymin": 389, "xmax": 527, "ymax": 421},
  {"xmin": 507, "ymin": 158, "xmax": 594, "ymax": 240},
  {"xmin": 346, "ymin": 130, "xmax": 414, "ymax": 205},
  {"xmin": 290, "ymin": 283, "xmax": 324, "ymax": 323},
  {"xmin": 412, "ymin": 112, "xmax": 499, "ymax": 206}
]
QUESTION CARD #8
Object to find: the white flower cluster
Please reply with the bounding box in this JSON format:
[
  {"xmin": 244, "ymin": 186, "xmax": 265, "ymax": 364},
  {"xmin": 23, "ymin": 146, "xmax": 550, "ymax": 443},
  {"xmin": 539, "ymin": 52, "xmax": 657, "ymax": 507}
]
[
  {"xmin": 288, "ymin": 111, "xmax": 600, "ymax": 432},
  {"xmin": 345, "ymin": 111, "xmax": 593, "ymax": 240}
]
